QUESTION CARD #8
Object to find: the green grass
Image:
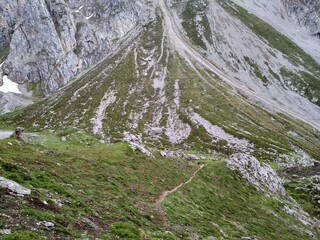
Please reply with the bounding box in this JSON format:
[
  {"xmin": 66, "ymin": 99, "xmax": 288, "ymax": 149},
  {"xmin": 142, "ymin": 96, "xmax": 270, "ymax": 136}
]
[
  {"xmin": 163, "ymin": 161, "xmax": 319, "ymax": 239},
  {"xmin": 280, "ymin": 68, "xmax": 320, "ymax": 105},
  {"xmin": 3, "ymin": 230, "xmax": 40, "ymax": 240},
  {"xmin": 284, "ymin": 179, "xmax": 319, "ymax": 218},
  {"xmin": 0, "ymin": 137, "xmax": 197, "ymax": 238},
  {"xmin": 109, "ymin": 222, "xmax": 141, "ymax": 239},
  {"xmin": 1, "ymin": 136, "xmax": 318, "ymax": 239},
  {"xmin": 181, "ymin": 0, "xmax": 213, "ymax": 50},
  {"xmin": 0, "ymin": 45, "xmax": 10, "ymax": 61},
  {"xmin": 244, "ymin": 56, "xmax": 269, "ymax": 85}
]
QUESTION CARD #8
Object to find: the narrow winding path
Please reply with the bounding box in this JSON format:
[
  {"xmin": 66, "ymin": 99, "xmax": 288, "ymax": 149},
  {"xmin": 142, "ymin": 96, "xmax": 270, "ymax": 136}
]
[{"xmin": 155, "ymin": 164, "xmax": 206, "ymax": 227}]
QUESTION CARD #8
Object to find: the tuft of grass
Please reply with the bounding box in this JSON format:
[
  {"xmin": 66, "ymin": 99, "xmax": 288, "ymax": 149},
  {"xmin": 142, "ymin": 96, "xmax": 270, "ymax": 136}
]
[
  {"xmin": 0, "ymin": 44, "xmax": 10, "ymax": 61},
  {"xmin": 109, "ymin": 222, "xmax": 141, "ymax": 239},
  {"xmin": 244, "ymin": 56, "xmax": 269, "ymax": 85},
  {"xmin": 3, "ymin": 231, "xmax": 40, "ymax": 240},
  {"xmin": 280, "ymin": 68, "xmax": 320, "ymax": 105}
]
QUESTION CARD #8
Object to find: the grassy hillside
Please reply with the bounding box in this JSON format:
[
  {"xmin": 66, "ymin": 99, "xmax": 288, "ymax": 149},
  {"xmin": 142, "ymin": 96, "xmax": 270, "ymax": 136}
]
[
  {"xmin": 0, "ymin": 134, "xmax": 319, "ymax": 239},
  {"xmin": 0, "ymin": 5, "xmax": 320, "ymax": 239},
  {"xmin": 0, "ymin": 134, "xmax": 196, "ymax": 239}
]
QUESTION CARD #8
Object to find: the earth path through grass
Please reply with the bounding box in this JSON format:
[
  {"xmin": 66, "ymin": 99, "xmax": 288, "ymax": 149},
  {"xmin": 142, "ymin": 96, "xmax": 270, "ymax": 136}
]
[{"xmin": 154, "ymin": 163, "xmax": 206, "ymax": 227}]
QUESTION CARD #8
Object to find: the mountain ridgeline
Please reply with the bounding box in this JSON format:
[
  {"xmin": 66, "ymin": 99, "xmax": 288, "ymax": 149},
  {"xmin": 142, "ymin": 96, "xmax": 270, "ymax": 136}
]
[{"xmin": 0, "ymin": 0, "xmax": 320, "ymax": 239}]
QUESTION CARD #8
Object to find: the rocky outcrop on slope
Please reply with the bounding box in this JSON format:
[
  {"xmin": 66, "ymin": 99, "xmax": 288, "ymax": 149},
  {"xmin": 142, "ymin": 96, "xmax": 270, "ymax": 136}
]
[
  {"xmin": 282, "ymin": 0, "xmax": 320, "ymax": 37},
  {"xmin": 0, "ymin": 176, "xmax": 31, "ymax": 196},
  {"xmin": 0, "ymin": 0, "xmax": 155, "ymax": 95},
  {"xmin": 228, "ymin": 153, "xmax": 286, "ymax": 195}
]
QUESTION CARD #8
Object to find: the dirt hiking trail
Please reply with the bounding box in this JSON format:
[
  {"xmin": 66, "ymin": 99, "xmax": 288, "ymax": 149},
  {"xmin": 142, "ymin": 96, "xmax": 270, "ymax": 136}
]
[{"xmin": 155, "ymin": 164, "xmax": 206, "ymax": 227}]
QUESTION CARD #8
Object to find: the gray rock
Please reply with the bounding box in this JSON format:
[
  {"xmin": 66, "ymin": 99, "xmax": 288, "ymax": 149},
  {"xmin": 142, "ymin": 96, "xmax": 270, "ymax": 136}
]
[
  {"xmin": 228, "ymin": 153, "xmax": 286, "ymax": 195},
  {"xmin": 60, "ymin": 136, "xmax": 67, "ymax": 142},
  {"xmin": 11, "ymin": 127, "xmax": 28, "ymax": 143},
  {"xmin": 0, "ymin": 229, "xmax": 11, "ymax": 235},
  {"xmin": 37, "ymin": 221, "xmax": 55, "ymax": 230},
  {"xmin": 0, "ymin": 0, "xmax": 156, "ymax": 96},
  {"xmin": 148, "ymin": 127, "xmax": 163, "ymax": 136},
  {"xmin": 0, "ymin": 176, "xmax": 31, "ymax": 196},
  {"xmin": 160, "ymin": 150, "xmax": 177, "ymax": 158},
  {"xmin": 282, "ymin": 0, "xmax": 320, "ymax": 36}
]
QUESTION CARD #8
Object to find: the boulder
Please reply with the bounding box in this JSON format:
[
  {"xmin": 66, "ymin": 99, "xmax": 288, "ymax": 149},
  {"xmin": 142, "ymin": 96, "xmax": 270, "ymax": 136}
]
[
  {"xmin": 37, "ymin": 221, "xmax": 55, "ymax": 230},
  {"xmin": 0, "ymin": 176, "xmax": 31, "ymax": 196},
  {"xmin": 11, "ymin": 127, "xmax": 28, "ymax": 143}
]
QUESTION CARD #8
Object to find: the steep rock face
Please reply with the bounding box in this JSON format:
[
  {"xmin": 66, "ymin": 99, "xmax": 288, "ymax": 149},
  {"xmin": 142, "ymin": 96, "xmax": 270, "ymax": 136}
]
[
  {"xmin": 1, "ymin": 0, "xmax": 78, "ymax": 94},
  {"xmin": 282, "ymin": 0, "xmax": 320, "ymax": 36},
  {"xmin": 0, "ymin": 1, "xmax": 17, "ymax": 50},
  {"xmin": 0, "ymin": 0, "xmax": 155, "ymax": 95},
  {"xmin": 68, "ymin": 0, "xmax": 155, "ymax": 71}
]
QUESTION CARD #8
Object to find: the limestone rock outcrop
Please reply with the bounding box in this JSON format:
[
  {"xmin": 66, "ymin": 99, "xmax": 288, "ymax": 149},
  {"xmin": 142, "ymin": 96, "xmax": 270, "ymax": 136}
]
[
  {"xmin": 0, "ymin": 0, "xmax": 155, "ymax": 95},
  {"xmin": 0, "ymin": 176, "xmax": 31, "ymax": 196},
  {"xmin": 228, "ymin": 153, "xmax": 286, "ymax": 195},
  {"xmin": 282, "ymin": 0, "xmax": 320, "ymax": 36}
]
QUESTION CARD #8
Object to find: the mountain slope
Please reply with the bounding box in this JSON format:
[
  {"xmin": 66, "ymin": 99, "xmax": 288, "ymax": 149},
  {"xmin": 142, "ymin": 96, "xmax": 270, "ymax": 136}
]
[
  {"xmin": 0, "ymin": 136, "xmax": 319, "ymax": 239},
  {"xmin": 0, "ymin": 0, "xmax": 320, "ymax": 239}
]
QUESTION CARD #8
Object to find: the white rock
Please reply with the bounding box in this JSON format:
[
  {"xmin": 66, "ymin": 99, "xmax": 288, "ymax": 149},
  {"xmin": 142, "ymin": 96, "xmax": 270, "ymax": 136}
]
[
  {"xmin": 0, "ymin": 177, "xmax": 31, "ymax": 196},
  {"xmin": 37, "ymin": 221, "xmax": 55, "ymax": 230},
  {"xmin": 0, "ymin": 229, "xmax": 11, "ymax": 235},
  {"xmin": 227, "ymin": 153, "xmax": 286, "ymax": 195},
  {"xmin": 60, "ymin": 136, "xmax": 67, "ymax": 142}
]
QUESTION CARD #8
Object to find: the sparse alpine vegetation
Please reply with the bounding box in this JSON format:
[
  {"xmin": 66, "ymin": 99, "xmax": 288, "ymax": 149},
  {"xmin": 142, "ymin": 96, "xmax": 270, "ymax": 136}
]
[{"xmin": 0, "ymin": 0, "xmax": 320, "ymax": 239}]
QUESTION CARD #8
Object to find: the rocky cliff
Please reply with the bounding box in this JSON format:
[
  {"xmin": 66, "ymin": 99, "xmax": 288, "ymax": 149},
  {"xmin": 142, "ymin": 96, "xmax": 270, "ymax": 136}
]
[
  {"xmin": 282, "ymin": 0, "xmax": 320, "ymax": 37},
  {"xmin": 0, "ymin": 0, "xmax": 155, "ymax": 95}
]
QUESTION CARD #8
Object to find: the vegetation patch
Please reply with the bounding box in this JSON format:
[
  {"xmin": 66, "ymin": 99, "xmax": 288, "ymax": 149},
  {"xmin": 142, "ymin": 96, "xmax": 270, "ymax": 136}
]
[
  {"xmin": 0, "ymin": 44, "xmax": 10, "ymax": 62},
  {"xmin": 163, "ymin": 161, "xmax": 319, "ymax": 239},
  {"xmin": 244, "ymin": 56, "xmax": 269, "ymax": 85},
  {"xmin": 0, "ymin": 137, "xmax": 197, "ymax": 238},
  {"xmin": 181, "ymin": 0, "xmax": 213, "ymax": 50}
]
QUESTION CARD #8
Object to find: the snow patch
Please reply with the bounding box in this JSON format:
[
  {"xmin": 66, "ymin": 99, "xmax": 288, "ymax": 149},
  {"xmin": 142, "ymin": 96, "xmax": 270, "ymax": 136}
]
[
  {"xmin": 0, "ymin": 76, "xmax": 21, "ymax": 94},
  {"xmin": 86, "ymin": 14, "xmax": 94, "ymax": 20}
]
